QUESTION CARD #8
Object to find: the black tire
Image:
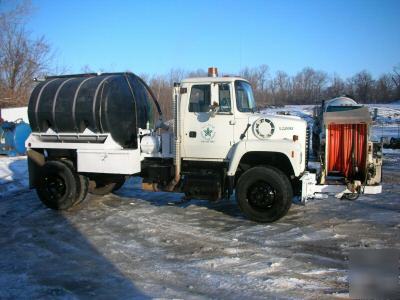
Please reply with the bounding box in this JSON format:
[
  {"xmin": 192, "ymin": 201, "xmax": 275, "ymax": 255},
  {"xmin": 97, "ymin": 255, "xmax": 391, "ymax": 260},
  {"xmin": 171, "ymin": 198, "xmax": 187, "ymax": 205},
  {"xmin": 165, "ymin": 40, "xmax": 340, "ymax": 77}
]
[
  {"xmin": 342, "ymin": 193, "xmax": 359, "ymax": 201},
  {"xmin": 89, "ymin": 182, "xmax": 116, "ymax": 195},
  {"xmin": 236, "ymin": 166, "xmax": 293, "ymax": 223},
  {"xmin": 89, "ymin": 175, "xmax": 125, "ymax": 195},
  {"xmin": 60, "ymin": 160, "xmax": 89, "ymax": 206},
  {"xmin": 36, "ymin": 160, "xmax": 79, "ymax": 210},
  {"xmin": 112, "ymin": 177, "xmax": 126, "ymax": 192}
]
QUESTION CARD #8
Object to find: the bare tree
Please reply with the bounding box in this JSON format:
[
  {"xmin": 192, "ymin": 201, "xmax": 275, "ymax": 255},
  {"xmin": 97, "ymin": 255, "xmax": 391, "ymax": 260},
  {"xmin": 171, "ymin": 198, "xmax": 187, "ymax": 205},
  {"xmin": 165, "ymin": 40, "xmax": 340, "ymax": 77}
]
[
  {"xmin": 80, "ymin": 65, "xmax": 94, "ymax": 74},
  {"xmin": 187, "ymin": 68, "xmax": 207, "ymax": 78},
  {"xmin": 291, "ymin": 68, "xmax": 328, "ymax": 104},
  {"xmin": 325, "ymin": 74, "xmax": 346, "ymax": 99},
  {"xmin": 374, "ymin": 74, "xmax": 395, "ymax": 102},
  {"xmin": 391, "ymin": 63, "xmax": 400, "ymax": 99},
  {"xmin": 148, "ymin": 74, "xmax": 172, "ymax": 120},
  {"xmin": 0, "ymin": 0, "xmax": 52, "ymax": 108},
  {"xmin": 347, "ymin": 70, "xmax": 375, "ymax": 103},
  {"xmin": 270, "ymin": 70, "xmax": 291, "ymax": 105},
  {"xmin": 392, "ymin": 63, "xmax": 400, "ymax": 86},
  {"xmin": 239, "ymin": 65, "xmax": 271, "ymax": 106},
  {"xmin": 167, "ymin": 68, "xmax": 186, "ymax": 86}
]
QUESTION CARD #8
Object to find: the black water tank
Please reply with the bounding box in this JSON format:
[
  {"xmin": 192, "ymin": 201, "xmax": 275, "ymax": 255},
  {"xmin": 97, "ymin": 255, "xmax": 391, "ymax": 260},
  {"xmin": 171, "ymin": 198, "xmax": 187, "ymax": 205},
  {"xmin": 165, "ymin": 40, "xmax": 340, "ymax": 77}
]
[{"xmin": 28, "ymin": 73, "xmax": 153, "ymax": 148}]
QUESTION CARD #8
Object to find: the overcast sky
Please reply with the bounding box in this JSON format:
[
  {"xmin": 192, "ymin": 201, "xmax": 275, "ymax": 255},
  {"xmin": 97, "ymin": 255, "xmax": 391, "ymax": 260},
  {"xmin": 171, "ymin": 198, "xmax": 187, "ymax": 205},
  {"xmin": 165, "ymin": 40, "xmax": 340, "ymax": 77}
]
[{"xmin": 25, "ymin": 0, "xmax": 400, "ymax": 77}]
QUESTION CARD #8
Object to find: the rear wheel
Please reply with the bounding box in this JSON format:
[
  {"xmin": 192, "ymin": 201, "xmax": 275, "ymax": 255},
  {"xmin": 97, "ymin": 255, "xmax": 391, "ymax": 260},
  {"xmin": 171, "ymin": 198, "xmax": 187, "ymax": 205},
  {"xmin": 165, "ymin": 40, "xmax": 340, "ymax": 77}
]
[
  {"xmin": 236, "ymin": 166, "xmax": 292, "ymax": 223},
  {"xmin": 60, "ymin": 160, "xmax": 89, "ymax": 205},
  {"xmin": 89, "ymin": 182, "xmax": 116, "ymax": 195},
  {"xmin": 89, "ymin": 175, "xmax": 125, "ymax": 195},
  {"xmin": 36, "ymin": 160, "xmax": 79, "ymax": 210},
  {"xmin": 112, "ymin": 177, "xmax": 126, "ymax": 192}
]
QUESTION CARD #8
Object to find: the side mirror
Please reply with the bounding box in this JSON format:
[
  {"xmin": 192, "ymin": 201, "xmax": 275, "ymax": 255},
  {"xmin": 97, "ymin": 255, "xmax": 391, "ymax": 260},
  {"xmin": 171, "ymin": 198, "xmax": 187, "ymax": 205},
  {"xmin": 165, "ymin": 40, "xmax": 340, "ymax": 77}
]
[{"xmin": 208, "ymin": 101, "xmax": 219, "ymax": 117}]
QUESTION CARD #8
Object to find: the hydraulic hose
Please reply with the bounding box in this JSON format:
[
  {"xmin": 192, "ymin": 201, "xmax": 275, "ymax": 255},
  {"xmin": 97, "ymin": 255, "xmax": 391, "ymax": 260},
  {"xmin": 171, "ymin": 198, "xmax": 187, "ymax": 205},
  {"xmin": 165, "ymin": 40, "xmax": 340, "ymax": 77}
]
[{"xmin": 135, "ymin": 76, "xmax": 163, "ymax": 117}]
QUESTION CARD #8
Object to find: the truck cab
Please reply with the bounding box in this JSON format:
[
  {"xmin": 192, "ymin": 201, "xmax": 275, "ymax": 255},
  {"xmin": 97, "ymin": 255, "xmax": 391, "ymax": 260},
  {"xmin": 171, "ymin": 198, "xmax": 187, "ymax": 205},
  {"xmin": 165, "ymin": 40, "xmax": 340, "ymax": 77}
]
[
  {"xmin": 161, "ymin": 69, "xmax": 309, "ymax": 222},
  {"xmin": 179, "ymin": 75, "xmax": 307, "ymax": 172}
]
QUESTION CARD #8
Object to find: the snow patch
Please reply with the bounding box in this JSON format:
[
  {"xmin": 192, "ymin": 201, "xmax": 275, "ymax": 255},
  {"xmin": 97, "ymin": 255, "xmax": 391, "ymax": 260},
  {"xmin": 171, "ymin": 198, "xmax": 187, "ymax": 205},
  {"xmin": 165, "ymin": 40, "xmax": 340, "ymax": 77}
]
[
  {"xmin": 265, "ymin": 277, "xmax": 324, "ymax": 290},
  {"xmin": 0, "ymin": 156, "xmax": 28, "ymax": 197}
]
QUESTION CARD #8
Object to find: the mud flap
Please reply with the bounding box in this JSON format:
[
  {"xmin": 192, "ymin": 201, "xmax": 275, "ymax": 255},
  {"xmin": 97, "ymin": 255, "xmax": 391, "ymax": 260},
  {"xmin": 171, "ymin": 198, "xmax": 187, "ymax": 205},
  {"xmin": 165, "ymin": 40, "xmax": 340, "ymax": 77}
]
[{"xmin": 27, "ymin": 149, "xmax": 45, "ymax": 189}]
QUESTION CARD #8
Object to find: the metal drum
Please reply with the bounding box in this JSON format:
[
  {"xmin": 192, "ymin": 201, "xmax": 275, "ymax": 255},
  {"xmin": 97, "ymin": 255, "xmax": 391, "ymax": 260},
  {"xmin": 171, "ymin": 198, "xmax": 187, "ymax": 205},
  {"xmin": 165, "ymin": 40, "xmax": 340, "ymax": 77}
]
[{"xmin": 0, "ymin": 120, "xmax": 32, "ymax": 156}]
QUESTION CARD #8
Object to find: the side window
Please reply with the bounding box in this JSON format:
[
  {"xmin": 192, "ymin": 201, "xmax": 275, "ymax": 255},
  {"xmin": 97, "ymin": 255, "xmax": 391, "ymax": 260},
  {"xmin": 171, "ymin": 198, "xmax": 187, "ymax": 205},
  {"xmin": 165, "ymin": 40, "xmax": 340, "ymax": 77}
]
[
  {"xmin": 189, "ymin": 85, "xmax": 211, "ymax": 112},
  {"xmin": 218, "ymin": 83, "xmax": 231, "ymax": 112}
]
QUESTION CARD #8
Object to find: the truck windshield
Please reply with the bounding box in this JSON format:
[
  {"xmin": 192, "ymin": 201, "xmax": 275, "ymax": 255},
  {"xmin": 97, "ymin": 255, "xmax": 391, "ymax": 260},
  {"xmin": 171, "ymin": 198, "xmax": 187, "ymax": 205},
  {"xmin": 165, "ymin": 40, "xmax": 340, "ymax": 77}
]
[{"xmin": 235, "ymin": 81, "xmax": 256, "ymax": 112}]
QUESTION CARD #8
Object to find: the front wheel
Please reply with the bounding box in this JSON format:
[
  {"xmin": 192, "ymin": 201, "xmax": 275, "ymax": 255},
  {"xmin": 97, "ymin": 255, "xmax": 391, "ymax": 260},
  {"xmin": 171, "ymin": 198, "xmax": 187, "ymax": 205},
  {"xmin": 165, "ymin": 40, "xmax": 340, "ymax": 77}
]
[
  {"xmin": 342, "ymin": 193, "xmax": 359, "ymax": 201},
  {"xmin": 236, "ymin": 166, "xmax": 293, "ymax": 223}
]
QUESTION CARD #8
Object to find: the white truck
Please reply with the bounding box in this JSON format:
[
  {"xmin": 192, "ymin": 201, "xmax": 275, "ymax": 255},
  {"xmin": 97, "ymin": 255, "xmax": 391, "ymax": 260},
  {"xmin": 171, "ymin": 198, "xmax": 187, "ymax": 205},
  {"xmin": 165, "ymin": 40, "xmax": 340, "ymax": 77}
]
[{"xmin": 25, "ymin": 68, "xmax": 383, "ymax": 222}]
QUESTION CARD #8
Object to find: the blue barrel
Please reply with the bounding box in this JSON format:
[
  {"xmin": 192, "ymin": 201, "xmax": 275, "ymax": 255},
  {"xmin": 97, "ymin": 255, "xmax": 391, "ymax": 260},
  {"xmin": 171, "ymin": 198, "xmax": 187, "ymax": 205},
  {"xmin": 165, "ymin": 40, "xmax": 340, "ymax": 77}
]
[{"xmin": 0, "ymin": 120, "xmax": 31, "ymax": 156}]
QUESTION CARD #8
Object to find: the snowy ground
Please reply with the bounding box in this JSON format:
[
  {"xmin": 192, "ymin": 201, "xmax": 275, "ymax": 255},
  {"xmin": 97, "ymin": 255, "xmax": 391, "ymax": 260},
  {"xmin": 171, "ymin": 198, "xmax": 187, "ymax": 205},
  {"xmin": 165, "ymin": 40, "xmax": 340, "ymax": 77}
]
[
  {"xmin": 0, "ymin": 154, "xmax": 399, "ymax": 299},
  {"xmin": 0, "ymin": 104, "xmax": 399, "ymax": 299},
  {"xmin": 265, "ymin": 103, "xmax": 400, "ymax": 145},
  {"xmin": 266, "ymin": 103, "xmax": 400, "ymax": 134},
  {"xmin": 0, "ymin": 156, "xmax": 29, "ymax": 196}
]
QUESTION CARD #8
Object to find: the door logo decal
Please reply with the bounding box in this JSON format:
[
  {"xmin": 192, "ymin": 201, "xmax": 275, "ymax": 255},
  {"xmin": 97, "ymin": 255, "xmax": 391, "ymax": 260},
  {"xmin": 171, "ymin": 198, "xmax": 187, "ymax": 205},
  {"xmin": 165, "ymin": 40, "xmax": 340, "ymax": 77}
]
[{"xmin": 201, "ymin": 124, "xmax": 216, "ymax": 142}]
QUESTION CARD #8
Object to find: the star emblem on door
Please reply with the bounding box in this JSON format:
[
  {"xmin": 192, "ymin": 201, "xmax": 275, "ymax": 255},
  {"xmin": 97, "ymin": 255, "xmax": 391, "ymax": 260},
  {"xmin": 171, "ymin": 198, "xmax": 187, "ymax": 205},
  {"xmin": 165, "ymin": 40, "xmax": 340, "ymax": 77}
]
[
  {"xmin": 203, "ymin": 127, "xmax": 213, "ymax": 137},
  {"xmin": 201, "ymin": 124, "xmax": 216, "ymax": 141}
]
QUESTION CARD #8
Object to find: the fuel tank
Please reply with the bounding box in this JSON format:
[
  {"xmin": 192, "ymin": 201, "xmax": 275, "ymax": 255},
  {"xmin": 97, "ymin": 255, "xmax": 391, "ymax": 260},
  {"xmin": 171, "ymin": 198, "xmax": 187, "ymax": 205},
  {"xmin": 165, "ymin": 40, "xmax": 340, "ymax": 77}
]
[{"xmin": 28, "ymin": 73, "xmax": 153, "ymax": 148}]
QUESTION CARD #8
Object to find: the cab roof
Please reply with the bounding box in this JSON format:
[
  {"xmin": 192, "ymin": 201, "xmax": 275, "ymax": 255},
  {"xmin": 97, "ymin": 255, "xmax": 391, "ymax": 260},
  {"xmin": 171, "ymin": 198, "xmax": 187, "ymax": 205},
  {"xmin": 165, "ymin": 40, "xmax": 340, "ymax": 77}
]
[{"xmin": 180, "ymin": 76, "xmax": 249, "ymax": 84}]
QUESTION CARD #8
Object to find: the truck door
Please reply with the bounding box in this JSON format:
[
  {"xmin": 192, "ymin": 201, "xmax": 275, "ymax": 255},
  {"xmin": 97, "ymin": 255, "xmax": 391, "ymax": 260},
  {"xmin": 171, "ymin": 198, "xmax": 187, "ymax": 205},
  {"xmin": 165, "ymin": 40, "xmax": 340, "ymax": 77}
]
[{"xmin": 182, "ymin": 82, "xmax": 235, "ymax": 159}]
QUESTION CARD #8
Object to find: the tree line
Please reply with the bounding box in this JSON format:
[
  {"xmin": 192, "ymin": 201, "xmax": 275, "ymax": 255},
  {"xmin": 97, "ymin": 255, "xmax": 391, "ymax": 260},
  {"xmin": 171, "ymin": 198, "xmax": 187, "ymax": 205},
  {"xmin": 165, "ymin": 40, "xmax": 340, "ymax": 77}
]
[
  {"xmin": 237, "ymin": 64, "xmax": 400, "ymax": 106},
  {"xmin": 141, "ymin": 65, "xmax": 400, "ymax": 119}
]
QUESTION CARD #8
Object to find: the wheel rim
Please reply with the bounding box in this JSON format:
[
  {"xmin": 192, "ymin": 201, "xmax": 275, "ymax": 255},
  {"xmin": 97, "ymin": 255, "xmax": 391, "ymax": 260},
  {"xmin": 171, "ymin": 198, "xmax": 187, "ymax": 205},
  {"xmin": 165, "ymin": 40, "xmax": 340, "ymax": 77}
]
[
  {"xmin": 247, "ymin": 180, "xmax": 276, "ymax": 210},
  {"xmin": 44, "ymin": 175, "xmax": 66, "ymax": 200}
]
